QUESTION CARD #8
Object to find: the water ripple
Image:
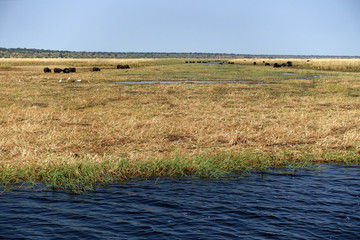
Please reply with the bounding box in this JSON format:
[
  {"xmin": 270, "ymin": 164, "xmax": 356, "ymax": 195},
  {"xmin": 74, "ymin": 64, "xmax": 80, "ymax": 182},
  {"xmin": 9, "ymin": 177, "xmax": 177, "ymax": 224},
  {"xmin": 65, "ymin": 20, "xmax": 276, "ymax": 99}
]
[{"xmin": 0, "ymin": 164, "xmax": 359, "ymax": 239}]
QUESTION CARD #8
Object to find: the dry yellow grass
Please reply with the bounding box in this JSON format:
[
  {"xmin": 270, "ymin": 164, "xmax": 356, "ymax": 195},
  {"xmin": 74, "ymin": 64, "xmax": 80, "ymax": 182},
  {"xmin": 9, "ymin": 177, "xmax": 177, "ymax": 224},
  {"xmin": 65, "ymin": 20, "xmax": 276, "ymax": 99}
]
[
  {"xmin": 1, "ymin": 58, "xmax": 360, "ymax": 169},
  {"xmin": 234, "ymin": 58, "xmax": 360, "ymax": 71}
]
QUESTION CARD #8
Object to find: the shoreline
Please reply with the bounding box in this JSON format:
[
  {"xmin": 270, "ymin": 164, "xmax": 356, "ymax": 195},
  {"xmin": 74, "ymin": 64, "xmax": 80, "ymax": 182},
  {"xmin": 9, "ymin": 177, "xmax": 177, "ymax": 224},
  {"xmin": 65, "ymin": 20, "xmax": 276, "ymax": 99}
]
[{"xmin": 1, "ymin": 151, "xmax": 359, "ymax": 193}]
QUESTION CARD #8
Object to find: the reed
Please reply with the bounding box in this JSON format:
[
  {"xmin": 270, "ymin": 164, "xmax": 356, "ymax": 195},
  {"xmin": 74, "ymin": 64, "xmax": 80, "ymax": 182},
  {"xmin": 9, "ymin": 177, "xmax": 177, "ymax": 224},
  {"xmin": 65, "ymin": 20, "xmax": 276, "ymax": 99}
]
[{"xmin": 1, "ymin": 150, "xmax": 359, "ymax": 193}]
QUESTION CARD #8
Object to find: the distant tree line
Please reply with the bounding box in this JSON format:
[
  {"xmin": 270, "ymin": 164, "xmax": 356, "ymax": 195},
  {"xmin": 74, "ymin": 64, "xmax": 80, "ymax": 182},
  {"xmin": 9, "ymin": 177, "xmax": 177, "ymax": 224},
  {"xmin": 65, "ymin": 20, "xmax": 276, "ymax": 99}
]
[{"xmin": 0, "ymin": 48, "xmax": 358, "ymax": 59}]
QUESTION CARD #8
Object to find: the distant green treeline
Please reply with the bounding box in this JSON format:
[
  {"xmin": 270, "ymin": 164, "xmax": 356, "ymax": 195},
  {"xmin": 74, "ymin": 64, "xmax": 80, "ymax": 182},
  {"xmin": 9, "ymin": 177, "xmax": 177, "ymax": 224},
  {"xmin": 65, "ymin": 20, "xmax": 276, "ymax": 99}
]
[{"xmin": 0, "ymin": 47, "xmax": 358, "ymax": 59}]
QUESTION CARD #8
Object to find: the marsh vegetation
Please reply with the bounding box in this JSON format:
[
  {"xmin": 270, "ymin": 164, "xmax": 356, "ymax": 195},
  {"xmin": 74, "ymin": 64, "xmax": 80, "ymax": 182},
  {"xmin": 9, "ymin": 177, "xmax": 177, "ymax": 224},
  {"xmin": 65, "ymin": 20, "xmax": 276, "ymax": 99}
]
[{"xmin": 1, "ymin": 58, "xmax": 360, "ymax": 192}]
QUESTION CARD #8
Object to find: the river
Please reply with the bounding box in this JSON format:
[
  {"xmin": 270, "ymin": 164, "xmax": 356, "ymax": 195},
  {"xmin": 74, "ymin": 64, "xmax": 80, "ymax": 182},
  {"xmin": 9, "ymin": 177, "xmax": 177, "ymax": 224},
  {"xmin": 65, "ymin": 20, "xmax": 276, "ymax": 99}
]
[{"xmin": 0, "ymin": 164, "xmax": 359, "ymax": 239}]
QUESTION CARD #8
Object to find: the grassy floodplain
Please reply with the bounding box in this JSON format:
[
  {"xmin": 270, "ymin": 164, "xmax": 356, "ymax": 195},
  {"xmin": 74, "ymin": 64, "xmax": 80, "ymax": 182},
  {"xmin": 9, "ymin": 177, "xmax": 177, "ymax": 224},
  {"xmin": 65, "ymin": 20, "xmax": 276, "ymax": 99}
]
[{"xmin": 1, "ymin": 57, "xmax": 360, "ymax": 192}]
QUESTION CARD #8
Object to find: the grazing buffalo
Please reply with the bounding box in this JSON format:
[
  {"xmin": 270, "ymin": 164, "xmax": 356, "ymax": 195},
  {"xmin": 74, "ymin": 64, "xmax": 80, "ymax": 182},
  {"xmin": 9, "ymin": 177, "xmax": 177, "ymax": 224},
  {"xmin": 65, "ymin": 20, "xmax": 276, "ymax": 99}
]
[
  {"xmin": 253, "ymin": 62, "xmax": 257, "ymax": 65},
  {"xmin": 63, "ymin": 68, "xmax": 70, "ymax": 73},
  {"xmin": 54, "ymin": 68, "xmax": 63, "ymax": 73},
  {"xmin": 93, "ymin": 67, "xmax": 101, "ymax": 71},
  {"xmin": 185, "ymin": 61, "xmax": 188, "ymax": 63},
  {"xmin": 273, "ymin": 63, "xmax": 281, "ymax": 68},
  {"xmin": 287, "ymin": 61, "xmax": 293, "ymax": 67},
  {"xmin": 43, "ymin": 67, "xmax": 51, "ymax": 73},
  {"xmin": 265, "ymin": 63, "xmax": 270, "ymax": 66},
  {"xmin": 117, "ymin": 64, "xmax": 130, "ymax": 69},
  {"xmin": 281, "ymin": 63, "xmax": 287, "ymax": 67},
  {"xmin": 69, "ymin": 67, "xmax": 76, "ymax": 72},
  {"xmin": 228, "ymin": 61, "xmax": 234, "ymax": 64}
]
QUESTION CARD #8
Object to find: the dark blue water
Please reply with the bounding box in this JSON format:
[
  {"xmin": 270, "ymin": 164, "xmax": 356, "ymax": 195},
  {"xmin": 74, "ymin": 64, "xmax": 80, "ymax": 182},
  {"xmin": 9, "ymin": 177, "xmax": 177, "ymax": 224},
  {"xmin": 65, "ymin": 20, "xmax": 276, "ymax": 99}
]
[{"xmin": 1, "ymin": 164, "xmax": 359, "ymax": 239}]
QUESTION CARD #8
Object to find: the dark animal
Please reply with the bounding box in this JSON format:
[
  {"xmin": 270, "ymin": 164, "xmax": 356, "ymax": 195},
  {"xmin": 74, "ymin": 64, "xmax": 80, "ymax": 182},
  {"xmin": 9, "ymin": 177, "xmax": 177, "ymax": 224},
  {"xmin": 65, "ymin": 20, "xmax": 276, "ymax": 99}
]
[
  {"xmin": 43, "ymin": 67, "xmax": 51, "ymax": 73},
  {"xmin": 197, "ymin": 61, "xmax": 201, "ymax": 63},
  {"xmin": 69, "ymin": 67, "xmax": 76, "ymax": 72},
  {"xmin": 185, "ymin": 61, "xmax": 188, "ymax": 63},
  {"xmin": 287, "ymin": 61, "xmax": 293, "ymax": 67},
  {"xmin": 54, "ymin": 68, "xmax": 63, "ymax": 73},
  {"xmin": 265, "ymin": 63, "xmax": 270, "ymax": 66},
  {"xmin": 253, "ymin": 62, "xmax": 257, "ymax": 65},
  {"xmin": 63, "ymin": 68, "xmax": 70, "ymax": 73},
  {"xmin": 262, "ymin": 61, "xmax": 265, "ymax": 63},
  {"xmin": 117, "ymin": 64, "xmax": 130, "ymax": 69},
  {"xmin": 281, "ymin": 63, "xmax": 287, "ymax": 67},
  {"xmin": 93, "ymin": 67, "xmax": 101, "ymax": 71},
  {"xmin": 228, "ymin": 62, "xmax": 234, "ymax": 64},
  {"xmin": 273, "ymin": 63, "xmax": 281, "ymax": 68}
]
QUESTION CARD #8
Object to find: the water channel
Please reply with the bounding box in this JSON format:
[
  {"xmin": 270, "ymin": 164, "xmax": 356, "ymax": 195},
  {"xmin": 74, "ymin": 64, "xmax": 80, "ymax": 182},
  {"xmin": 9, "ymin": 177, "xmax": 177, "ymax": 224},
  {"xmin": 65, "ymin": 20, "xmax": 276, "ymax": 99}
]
[{"xmin": 1, "ymin": 164, "xmax": 359, "ymax": 239}]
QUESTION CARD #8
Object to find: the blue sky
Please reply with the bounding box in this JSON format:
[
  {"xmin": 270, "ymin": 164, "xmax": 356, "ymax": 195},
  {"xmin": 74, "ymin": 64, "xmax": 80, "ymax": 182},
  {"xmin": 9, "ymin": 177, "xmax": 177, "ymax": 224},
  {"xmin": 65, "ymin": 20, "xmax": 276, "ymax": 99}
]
[{"xmin": 0, "ymin": 0, "xmax": 359, "ymax": 56}]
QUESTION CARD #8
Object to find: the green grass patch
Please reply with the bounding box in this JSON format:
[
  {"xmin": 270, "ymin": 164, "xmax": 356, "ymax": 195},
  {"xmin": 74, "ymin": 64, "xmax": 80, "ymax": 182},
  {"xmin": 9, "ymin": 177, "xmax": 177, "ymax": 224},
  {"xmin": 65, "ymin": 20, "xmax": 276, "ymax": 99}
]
[{"xmin": 1, "ymin": 151, "xmax": 359, "ymax": 193}]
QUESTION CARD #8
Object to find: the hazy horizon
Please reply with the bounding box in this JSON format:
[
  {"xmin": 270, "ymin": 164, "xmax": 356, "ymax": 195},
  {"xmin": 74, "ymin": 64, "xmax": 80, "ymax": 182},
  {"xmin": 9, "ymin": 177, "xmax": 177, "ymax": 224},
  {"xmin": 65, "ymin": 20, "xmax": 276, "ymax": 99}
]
[{"xmin": 3, "ymin": 47, "xmax": 360, "ymax": 57}]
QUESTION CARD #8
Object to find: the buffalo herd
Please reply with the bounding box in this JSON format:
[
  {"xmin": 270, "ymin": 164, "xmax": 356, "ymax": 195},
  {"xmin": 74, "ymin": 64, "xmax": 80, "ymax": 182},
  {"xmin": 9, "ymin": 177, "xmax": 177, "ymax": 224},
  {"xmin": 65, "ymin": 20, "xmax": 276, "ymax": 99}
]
[
  {"xmin": 43, "ymin": 60, "xmax": 295, "ymax": 74},
  {"xmin": 46, "ymin": 67, "xmax": 76, "ymax": 73},
  {"xmin": 260, "ymin": 61, "xmax": 293, "ymax": 67},
  {"xmin": 272, "ymin": 61, "xmax": 293, "ymax": 68},
  {"xmin": 185, "ymin": 60, "xmax": 229, "ymax": 64},
  {"xmin": 185, "ymin": 60, "xmax": 293, "ymax": 68},
  {"xmin": 43, "ymin": 65, "xmax": 131, "ymax": 73}
]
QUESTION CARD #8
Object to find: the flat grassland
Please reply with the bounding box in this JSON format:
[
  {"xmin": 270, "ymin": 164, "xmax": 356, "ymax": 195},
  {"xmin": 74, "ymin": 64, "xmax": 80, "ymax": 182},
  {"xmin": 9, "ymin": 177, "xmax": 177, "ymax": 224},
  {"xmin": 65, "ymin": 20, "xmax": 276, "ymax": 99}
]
[{"xmin": 1, "ymin": 58, "xmax": 360, "ymax": 191}]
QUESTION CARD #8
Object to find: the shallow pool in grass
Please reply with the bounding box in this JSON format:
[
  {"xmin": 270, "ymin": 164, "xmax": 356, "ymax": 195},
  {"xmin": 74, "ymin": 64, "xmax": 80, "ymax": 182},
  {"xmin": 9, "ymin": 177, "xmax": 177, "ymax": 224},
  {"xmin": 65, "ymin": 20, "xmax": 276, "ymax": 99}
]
[
  {"xmin": 113, "ymin": 80, "xmax": 256, "ymax": 84},
  {"xmin": 1, "ymin": 164, "xmax": 359, "ymax": 239}
]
